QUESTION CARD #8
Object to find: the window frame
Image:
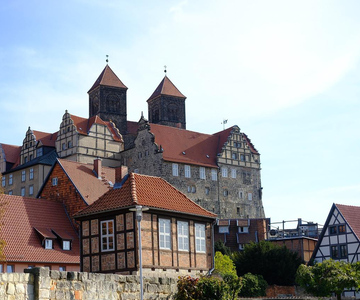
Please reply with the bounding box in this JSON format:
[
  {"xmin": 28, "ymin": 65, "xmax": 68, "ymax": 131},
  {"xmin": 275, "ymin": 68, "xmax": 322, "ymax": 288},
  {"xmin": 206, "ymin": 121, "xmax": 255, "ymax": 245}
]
[
  {"xmin": 177, "ymin": 221, "xmax": 189, "ymax": 251},
  {"xmin": 172, "ymin": 163, "xmax": 179, "ymax": 177},
  {"xmin": 29, "ymin": 185, "xmax": 34, "ymax": 196},
  {"xmin": 1, "ymin": 176, "xmax": 5, "ymax": 187},
  {"xmin": 52, "ymin": 177, "xmax": 58, "ymax": 186},
  {"xmin": 45, "ymin": 239, "xmax": 53, "ymax": 250},
  {"xmin": 21, "ymin": 170, "xmax": 26, "ymax": 182},
  {"xmin": 231, "ymin": 168, "xmax": 236, "ymax": 178},
  {"xmin": 221, "ymin": 167, "xmax": 228, "ymax": 178},
  {"xmin": 248, "ymin": 193, "xmax": 252, "ymax": 201},
  {"xmin": 211, "ymin": 169, "xmax": 217, "ymax": 181},
  {"xmin": 100, "ymin": 220, "xmax": 115, "ymax": 252},
  {"xmin": 199, "ymin": 167, "xmax": 206, "ymax": 180},
  {"xmin": 195, "ymin": 223, "xmax": 206, "ymax": 253},
  {"xmin": 20, "ymin": 187, "xmax": 25, "ymax": 197},
  {"xmin": 63, "ymin": 240, "xmax": 71, "ymax": 251},
  {"xmin": 159, "ymin": 218, "xmax": 171, "ymax": 250},
  {"xmin": 184, "ymin": 165, "xmax": 191, "ymax": 178},
  {"xmin": 9, "ymin": 174, "xmax": 13, "ymax": 185},
  {"xmin": 29, "ymin": 168, "xmax": 34, "ymax": 180}
]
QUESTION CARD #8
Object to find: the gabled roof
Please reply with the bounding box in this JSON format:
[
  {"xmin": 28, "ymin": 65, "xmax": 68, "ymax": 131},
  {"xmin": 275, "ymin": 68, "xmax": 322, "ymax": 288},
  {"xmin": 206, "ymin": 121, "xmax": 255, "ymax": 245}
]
[
  {"xmin": 147, "ymin": 76, "xmax": 186, "ymax": 101},
  {"xmin": 0, "ymin": 143, "xmax": 21, "ymax": 164},
  {"xmin": 88, "ymin": 65, "xmax": 127, "ymax": 93},
  {"xmin": 74, "ymin": 173, "xmax": 217, "ymax": 219},
  {"xmin": 336, "ymin": 203, "xmax": 360, "ymax": 239},
  {"xmin": 69, "ymin": 114, "xmax": 123, "ymax": 142},
  {"xmin": 0, "ymin": 195, "xmax": 79, "ymax": 264},
  {"xmin": 38, "ymin": 159, "xmax": 116, "ymax": 206},
  {"xmin": 31, "ymin": 130, "xmax": 58, "ymax": 148}
]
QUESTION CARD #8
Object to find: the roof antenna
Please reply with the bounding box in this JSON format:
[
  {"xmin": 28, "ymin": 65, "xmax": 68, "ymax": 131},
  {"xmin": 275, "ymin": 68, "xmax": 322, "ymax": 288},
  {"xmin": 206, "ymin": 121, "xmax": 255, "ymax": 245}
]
[
  {"xmin": 164, "ymin": 65, "xmax": 167, "ymax": 76},
  {"xmin": 106, "ymin": 55, "xmax": 109, "ymax": 64}
]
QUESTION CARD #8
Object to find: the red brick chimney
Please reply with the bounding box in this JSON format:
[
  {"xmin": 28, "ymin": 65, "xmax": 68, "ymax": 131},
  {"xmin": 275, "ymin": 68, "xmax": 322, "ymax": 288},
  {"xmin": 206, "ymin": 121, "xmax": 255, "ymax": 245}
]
[
  {"xmin": 94, "ymin": 158, "xmax": 102, "ymax": 179},
  {"xmin": 115, "ymin": 166, "xmax": 128, "ymax": 183}
]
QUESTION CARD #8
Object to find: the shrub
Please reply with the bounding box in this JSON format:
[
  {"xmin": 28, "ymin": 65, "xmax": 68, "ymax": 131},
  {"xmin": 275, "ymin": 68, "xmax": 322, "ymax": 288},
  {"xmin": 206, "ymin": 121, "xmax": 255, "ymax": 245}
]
[
  {"xmin": 214, "ymin": 251, "xmax": 237, "ymax": 277},
  {"xmin": 239, "ymin": 273, "xmax": 267, "ymax": 297},
  {"xmin": 215, "ymin": 240, "xmax": 232, "ymax": 256}
]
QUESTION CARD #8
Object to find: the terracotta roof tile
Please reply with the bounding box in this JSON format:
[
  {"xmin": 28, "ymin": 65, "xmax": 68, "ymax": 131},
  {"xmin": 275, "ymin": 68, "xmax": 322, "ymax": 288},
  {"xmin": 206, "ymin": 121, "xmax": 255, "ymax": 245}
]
[
  {"xmin": 0, "ymin": 143, "xmax": 21, "ymax": 164},
  {"xmin": 57, "ymin": 159, "xmax": 116, "ymax": 205},
  {"xmin": 32, "ymin": 130, "xmax": 58, "ymax": 147},
  {"xmin": 0, "ymin": 195, "xmax": 79, "ymax": 264},
  {"xmin": 147, "ymin": 76, "xmax": 186, "ymax": 101},
  {"xmin": 75, "ymin": 173, "xmax": 217, "ymax": 219},
  {"xmin": 336, "ymin": 203, "xmax": 360, "ymax": 239},
  {"xmin": 88, "ymin": 65, "xmax": 127, "ymax": 93}
]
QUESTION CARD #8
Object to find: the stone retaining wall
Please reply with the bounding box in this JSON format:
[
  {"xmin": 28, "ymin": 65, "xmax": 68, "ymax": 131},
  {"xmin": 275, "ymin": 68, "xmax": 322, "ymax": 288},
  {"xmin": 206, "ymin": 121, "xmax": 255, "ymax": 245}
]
[{"xmin": 0, "ymin": 267, "xmax": 177, "ymax": 300}]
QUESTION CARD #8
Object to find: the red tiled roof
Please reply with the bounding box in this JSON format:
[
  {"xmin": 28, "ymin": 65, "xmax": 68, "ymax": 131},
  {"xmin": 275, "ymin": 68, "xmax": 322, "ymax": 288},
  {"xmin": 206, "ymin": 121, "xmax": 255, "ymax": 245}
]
[
  {"xmin": 0, "ymin": 143, "xmax": 21, "ymax": 164},
  {"xmin": 147, "ymin": 76, "xmax": 186, "ymax": 101},
  {"xmin": 69, "ymin": 114, "xmax": 123, "ymax": 142},
  {"xmin": 57, "ymin": 159, "xmax": 116, "ymax": 205},
  {"xmin": 32, "ymin": 130, "xmax": 58, "ymax": 147},
  {"xmin": 336, "ymin": 203, "xmax": 360, "ymax": 239},
  {"xmin": 88, "ymin": 65, "xmax": 127, "ymax": 93},
  {"xmin": 75, "ymin": 173, "xmax": 217, "ymax": 219},
  {"xmin": 0, "ymin": 195, "xmax": 79, "ymax": 264}
]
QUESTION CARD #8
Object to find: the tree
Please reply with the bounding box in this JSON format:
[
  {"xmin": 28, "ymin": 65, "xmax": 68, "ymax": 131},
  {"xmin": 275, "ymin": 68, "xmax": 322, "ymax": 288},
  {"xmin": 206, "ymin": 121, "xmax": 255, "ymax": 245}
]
[
  {"xmin": 232, "ymin": 240, "xmax": 303, "ymax": 285},
  {"xmin": 296, "ymin": 260, "xmax": 360, "ymax": 300},
  {"xmin": 214, "ymin": 240, "xmax": 232, "ymax": 256},
  {"xmin": 239, "ymin": 273, "xmax": 268, "ymax": 297},
  {"xmin": 214, "ymin": 251, "xmax": 237, "ymax": 277}
]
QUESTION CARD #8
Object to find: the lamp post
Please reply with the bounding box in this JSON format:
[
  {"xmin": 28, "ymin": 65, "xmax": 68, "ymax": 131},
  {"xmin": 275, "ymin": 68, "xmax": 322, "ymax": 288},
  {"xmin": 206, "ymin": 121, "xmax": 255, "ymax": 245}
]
[{"xmin": 129, "ymin": 205, "xmax": 149, "ymax": 300}]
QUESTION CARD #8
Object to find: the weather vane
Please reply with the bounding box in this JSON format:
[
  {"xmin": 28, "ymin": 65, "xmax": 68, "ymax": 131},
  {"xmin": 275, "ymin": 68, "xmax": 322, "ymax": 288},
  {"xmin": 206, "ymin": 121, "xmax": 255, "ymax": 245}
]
[
  {"xmin": 221, "ymin": 119, "xmax": 228, "ymax": 130},
  {"xmin": 106, "ymin": 55, "xmax": 109, "ymax": 64},
  {"xmin": 164, "ymin": 65, "xmax": 167, "ymax": 75}
]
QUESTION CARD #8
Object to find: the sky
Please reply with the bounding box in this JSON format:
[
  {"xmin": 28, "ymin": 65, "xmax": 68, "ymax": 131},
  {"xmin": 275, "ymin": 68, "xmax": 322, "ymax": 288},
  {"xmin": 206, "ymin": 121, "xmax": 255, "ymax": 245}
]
[{"xmin": 1, "ymin": 0, "xmax": 360, "ymax": 228}]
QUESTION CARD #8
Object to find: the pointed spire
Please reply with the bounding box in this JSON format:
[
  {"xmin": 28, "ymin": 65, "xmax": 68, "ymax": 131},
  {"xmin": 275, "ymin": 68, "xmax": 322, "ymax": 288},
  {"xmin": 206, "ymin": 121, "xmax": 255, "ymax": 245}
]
[
  {"xmin": 88, "ymin": 65, "xmax": 127, "ymax": 93},
  {"xmin": 147, "ymin": 76, "xmax": 186, "ymax": 101}
]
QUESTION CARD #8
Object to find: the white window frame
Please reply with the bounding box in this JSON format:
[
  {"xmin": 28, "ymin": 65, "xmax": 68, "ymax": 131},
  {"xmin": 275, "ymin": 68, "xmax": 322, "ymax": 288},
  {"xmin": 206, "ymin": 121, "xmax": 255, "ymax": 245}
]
[
  {"xmin": 184, "ymin": 165, "xmax": 191, "ymax": 178},
  {"xmin": 239, "ymin": 226, "xmax": 249, "ymax": 233},
  {"xmin": 177, "ymin": 221, "xmax": 189, "ymax": 251},
  {"xmin": 63, "ymin": 241, "xmax": 71, "ymax": 250},
  {"xmin": 195, "ymin": 223, "xmax": 206, "ymax": 253},
  {"xmin": 159, "ymin": 218, "xmax": 171, "ymax": 250},
  {"xmin": 21, "ymin": 170, "xmax": 26, "ymax": 182},
  {"xmin": 100, "ymin": 220, "xmax": 115, "ymax": 252},
  {"xmin": 248, "ymin": 193, "xmax": 252, "ymax": 201},
  {"xmin": 199, "ymin": 167, "xmax": 206, "ymax": 179},
  {"xmin": 221, "ymin": 167, "xmax": 228, "ymax": 178},
  {"xmin": 172, "ymin": 163, "xmax": 179, "ymax": 176},
  {"xmin": 45, "ymin": 239, "xmax": 53, "ymax": 249},
  {"xmin": 211, "ymin": 169, "xmax": 217, "ymax": 181},
  {"xmin": 29, "ymin": 168, "xmax": 34, "ymax": 180},
  {"xmin": 231, "ymin": 168, "xmax": 236, "ymax": 178}
]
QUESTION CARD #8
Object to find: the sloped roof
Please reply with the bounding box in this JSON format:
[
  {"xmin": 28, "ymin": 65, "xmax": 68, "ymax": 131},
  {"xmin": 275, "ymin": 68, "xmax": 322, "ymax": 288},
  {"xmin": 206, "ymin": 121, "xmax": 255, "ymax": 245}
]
[
  {"xmin": 32, "ymin": 130, "xmax": 58, "ymax": 148},
  {"xmin": 0, "ymin": 195, "xmax": 79, "ymax": 264},
  {"xmin": 69, "ymin": 114, "xmax": 123, "ymax": 142},
  {"xmin": 0, "ymin": 143, "xmax": 21, "ymax": 164},
  {"xmin": 75, "ymin": 173, "xmax": 217, "ymax": 219},
  {"xmin": 56, "ymin": 159, "xmax": 116, "ymax": 205},
  {"xmin": 147, "ymin": 76, "xmax": 186, "ymax": 101},
  {"xmin": 88, "ymin": 65, "xmax": 127, "ymax": 93},
  {"xmin": 336, "ymin": 203, "xmax": 360, "ymax": 239}
]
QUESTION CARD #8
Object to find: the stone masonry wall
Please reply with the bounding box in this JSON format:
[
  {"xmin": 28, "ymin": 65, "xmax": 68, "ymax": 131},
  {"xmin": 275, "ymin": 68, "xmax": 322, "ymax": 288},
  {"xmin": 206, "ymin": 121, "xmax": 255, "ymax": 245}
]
[{"xmin": 0, "ymin": 267, "xmax": 177, "ymax": 300}]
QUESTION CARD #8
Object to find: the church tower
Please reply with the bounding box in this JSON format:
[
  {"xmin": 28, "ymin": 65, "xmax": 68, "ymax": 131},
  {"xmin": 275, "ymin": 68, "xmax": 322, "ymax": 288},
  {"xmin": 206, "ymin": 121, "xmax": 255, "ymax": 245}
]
[
  {"xmin": 147, "ymin": 75, "xmax": 186, "ymax": 129},
  {"xmin": 88, "ymin": 65, "xmax": 128, "ymax": 134}
]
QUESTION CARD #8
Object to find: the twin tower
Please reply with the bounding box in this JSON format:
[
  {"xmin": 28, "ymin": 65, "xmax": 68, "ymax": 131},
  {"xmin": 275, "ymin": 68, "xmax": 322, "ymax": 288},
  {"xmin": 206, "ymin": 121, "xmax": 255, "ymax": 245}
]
[{"xmin": 88, "ymin": 65, "xmax": 187, "ymax": 135}]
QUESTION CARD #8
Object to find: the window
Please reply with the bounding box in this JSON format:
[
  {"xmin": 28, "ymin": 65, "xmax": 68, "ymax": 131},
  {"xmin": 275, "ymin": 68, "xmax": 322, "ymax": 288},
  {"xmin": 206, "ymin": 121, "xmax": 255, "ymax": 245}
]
[
  {"xmin": 240, "ymin": 154, "xmax": 245, "ymax": 161},
  {"xmin": 145, "ymin": 150, "xmax": 149, "ymax": 156},
  {"xmin": 191, "ymin": 186, "xmax": 196, "ymax": 193},
  {"xmin": 52, "ymin": 177, "xmax": 58, "ymax": 186},
  {"xmin": 239, "ymin": 226, "xmax": 249, "ymax": 233},
  {"xmin": 159, "ymin": 219, "xmax": 171, "ymax": 250},
  {"xmin": 6, "ymin": 265, "xmax": 14, "ymax": 273},
  {"xmin": 223, "ymin": 189, "xmax": 229, "ymax": 197},
  {"xmin": 177, "ymin": 221, "xmax": 189, "ymax": 251},
  {"xmin": 205, "ymin": 187, "xmax": 210, "ymax": 195},
  {"xmin": 172, "ymin": 163, "xmax": 179, "ymax": 176},
  {"xmin": 234, "ymin": 141, "xmax": 241, "ymax": 148},
  {"xmin": 187, "ymin": 186, "xmax": 191, "ymax": 193},
  {"xmin": 29, "ymin": 185, "xmax": 34, "ymax": 196},
  {"xmin": 45, "ymin": 239, "xmax": 53, "ymax": 249},
  {"xmin": 8, "ymin": 190, "xmax": 13, "ymax": 195},
  {"xmin": 100, "ymin": 220, "xmax": 114, "ymax": 251},
  {"xmin": 0, "ymin": 264, "xmax": 3, "ymax": 273},
  {"xmin": 63, "ymin": 241, "xmax": 71, "ymax": 250},
  {"xmin": 59, "ymin": 266, "xmax": 66, "ymax": 272},
  {"xmin": 195, "ymin": 223, "xmax": 206, "ymax": 253},
  {"xmin": 338, "ymin": 225, "xmax": 346, "ymax": 233},
  {"xmin": 185, "ymin": 165, "xmax": 191, "ymax": 178},
  {"xmin": 340, "ymin": 245, "xmax": 348, "ymax": 258},
  {"xmin": 62, "ymin": 143, "xmax": 66, "ymax": 150},
  {"xmin": 21, "ymin": 187, "xmax": 25, "ymax": 197},
  {"xmin": 24, "ymin": 156, "xmax": 28, "ymax": 163},
  {"xmin": 211, "ymin": 169, "xmax": 217, "ymax": 181},
  {"xmin": 30, "ymin": 154, "xmax": 33, "ymax": 160},
  {"xmin": 138, "ymin": 152, "xmax": 142, "ymax": 159},
  {"xmin": 29, "ymin": 168, "xmax": 34, "ymax": 180},
  {"xmin": 218, "ymin": 226, "xmax": 229, "ymax": 234},
  {"xmin": 36, "ymin": 147, "xmax": 43, "ymax": 157},
  {"xmin": 239, "ymin": 191, "xmax": 243, "ymax": 199},
  {"xmin": 329, "ymin": 226, "xmax": 337, "ymax": 235},
  {"xmin": 248, "ymin": 193, "xmax": 252, "ymax": 201},
  {"xmin": 231, "ymin": 168, "xmax": 236, "ymax": 178},
  {"xmin": 199, "ymin": 167, "xmax": 205, "ymax": 179},
  {"xmin": 67, "ymin": 141, "xmax": 72, "ymax": 148},
  {"xmin": 221, "ymin": 167, "xmax": 228, "ymax": 178},
  {"xmin": 21, "ymin": 170, "xmax": 26, "ymax": 182},
  {"xmin": 1, "ymin": 176, "xmax": 5, "ymax": 187},
  {"xmin": 232, "ymin": 152, "xmax": 238, "ymax": 159},
  {"xmin": 331, "ymin": 245, "xmax": 338, "ymax": 258},
  {"xmin": 237, "ymin": 207, "xmax": 240, "ymax": 215},
  {"xmin": 9, "ymin": 174, "xmax": 12, "ymax": 185}
]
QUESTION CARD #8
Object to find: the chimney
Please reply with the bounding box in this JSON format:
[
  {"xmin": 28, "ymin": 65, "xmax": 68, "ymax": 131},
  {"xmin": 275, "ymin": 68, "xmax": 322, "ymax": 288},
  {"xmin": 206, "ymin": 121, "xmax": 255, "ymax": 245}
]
[
  {"xmin": 115, "ymin": 166, "xmax": 128, "ymax": 183},
  {"xmin": 94, "ymin": 158, "xmax": 102, "ymax": 179}
]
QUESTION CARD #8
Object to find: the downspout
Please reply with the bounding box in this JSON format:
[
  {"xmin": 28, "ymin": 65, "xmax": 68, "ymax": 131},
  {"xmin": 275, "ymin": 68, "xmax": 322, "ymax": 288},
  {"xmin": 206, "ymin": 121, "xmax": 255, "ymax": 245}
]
[{"xmin": 208, "ymin": 219, "xmax": 217, "ymax": 275}]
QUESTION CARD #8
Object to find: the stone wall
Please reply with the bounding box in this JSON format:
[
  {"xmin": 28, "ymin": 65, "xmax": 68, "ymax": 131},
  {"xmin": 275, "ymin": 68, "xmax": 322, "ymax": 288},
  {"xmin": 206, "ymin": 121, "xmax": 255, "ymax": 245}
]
[{"xmin": 0, "ymin": 267, "xmax": 177, "ymax": 300}]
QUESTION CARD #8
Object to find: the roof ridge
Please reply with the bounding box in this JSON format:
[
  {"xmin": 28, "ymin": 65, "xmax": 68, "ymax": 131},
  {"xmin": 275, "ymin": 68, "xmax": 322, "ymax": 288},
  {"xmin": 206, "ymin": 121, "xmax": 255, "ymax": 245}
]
[{"xmin": 130, "ymin": 173, "xmax": 138, "ymax": 204}]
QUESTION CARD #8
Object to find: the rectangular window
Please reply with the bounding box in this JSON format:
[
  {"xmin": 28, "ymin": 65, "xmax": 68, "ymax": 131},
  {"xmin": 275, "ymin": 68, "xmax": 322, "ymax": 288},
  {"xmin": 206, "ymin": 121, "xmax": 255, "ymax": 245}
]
[
  {"xmin": 231, "ymin": 168, "xmax": 236, "ymax": 178},
  {"xmin": 172, "ymin": 163, "xmax": 179, "ymax": 176},
  {"xmin": 248, "ymin": 193, "xmax": 252, "ymax": 201},
  {"xmin": 1, "ymin": 176, "xmax": 5, "ymax": 187},
  {"xmin": 29, "ymin": 154, "xmax": 33, "ymax": 160},
  {"xmin": 52, "ymin": 177, "xmax": 58, "ymax": 186},
  {"xmin": 221, "ymin": 167, "xmax": 228, "ymax": 178},
  {"xmin": 67, "ymin": 141, "xmax": 72, "ymax": 148},
  {"xmin": 195, "ymin": 223, "xmax": 206, "ymax": 253},
  {"xmin": 199, "ymin": 167, "xmax": 206, "ymax": 179},
  {"xmin": 239, "ymin": 226, "xmax": 249, "ymax": 233},
  {"xmin": 232, "ymin": 152, "xmax": 238, "ymax": 159},
  {"xmin": 29, "ymin": 185, "xmax": 34, "ymax": 196},
  {"xmin": 21, "ymin": 187, "xmax": 25, "ymax": 197},
  {"xmin": 211, "ymin": 169, "xmax": 217, "ymax": 181},
  {"xmin": 177, "ymin": 221, "xmax": 189, "ymax": 251},
  {"xmin": 24, "ymin": 156, "xmax": 28, "ymax": 163},
  {"xmin": 239, "ymin": 190, "xmax": 243, "ymax": 198},
  {"xmin": 205, "ymin": 187, "xmax": 210, "ymax": 195},
  {"xmin": 6, "ymin": 265, "xmax": 14, "ymax": 273},
  {"xmin": 59, "ymin": 266, "xmax": 66, "ymax": 272},
  {"xmin": 340, "ymin": 245, "xmax": 347, "ymax": 258},
  {"xmin": 218, "ymin": 226, "xmax": 229, "ymax": 234},
  {"xmin": 329, "ymin": 226, "xmax": 337, "ymax": 235},
  {"xmin": 45, "ymin": 239, "xmax": 53, "ymax": 249},
  {"xmin": 223, "ymin": 189, "xmax": 229, "ymax": 197},
  {"xmin": 100, "ymin": 220, "xmax": 114, "ymax": 251},
  {"xmin": 21, "ymin": 170, "xmax": 26, "ymax": 182},
  {"xmin": 9, "ymin": 174, "xmax": 12, "ymax": 185},
  {"xmin": 29, "ymin": 168, "xmax": 34, "ymax": 180},
  {"xmin": 63, "ymin": 241, "xmax": 71, "ymax": 250},
  {"xmin": 185, "ymin": 165, "xmax": 191, "ymax": 178},
  {"xmin": 331, "ymin": 245, "xmax": 338, "ymax": 258},
  {"xmin": 159, "ymin": 219, "xmax": 171, "ymax": 250},
  {"xmin": 138, "ymin": 152, "xmax": 142, "ymax": 159},
  {"xmin": 338, "ymin": 225, "xmax": 346, "ymax": 233},
  {"xmin": 62, "ymin": 143, "xmax": 66, "ymax": 150},
  {"xmin": 240, "ymin": 154, "xmax": 245, "ymax": 161},
  {"xmin": 36, "ymin": 147, "xmax": 43, "ymax": 157},
  {"xmin": 8, "ymin": 190, "xmax": 13, "ymax": 195},
  {"xmin": 0, "ymin": 264, "xmax": 3, "ymax": 273}
]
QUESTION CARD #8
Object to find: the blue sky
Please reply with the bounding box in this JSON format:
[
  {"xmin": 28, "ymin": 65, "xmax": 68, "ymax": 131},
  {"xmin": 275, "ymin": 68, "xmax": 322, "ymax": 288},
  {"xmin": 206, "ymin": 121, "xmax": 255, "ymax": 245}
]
[{"xmin": 1, "ymin": 0, "xmax": 360, "ymax": 227}]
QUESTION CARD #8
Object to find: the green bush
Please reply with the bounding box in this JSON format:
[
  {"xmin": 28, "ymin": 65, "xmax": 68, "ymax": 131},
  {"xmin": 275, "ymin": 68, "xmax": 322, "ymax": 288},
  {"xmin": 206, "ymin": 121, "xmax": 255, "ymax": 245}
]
[
  {"xmin": 214, "ymin": 240, "xmax": 232, "ymax": 256},
  {"xmin": 214, "ymin": 251, "xmax": 237, "ymax": 277},
  {"xmin": 239, "ymin": 273, "xmax": 267, "ymax": 297}
]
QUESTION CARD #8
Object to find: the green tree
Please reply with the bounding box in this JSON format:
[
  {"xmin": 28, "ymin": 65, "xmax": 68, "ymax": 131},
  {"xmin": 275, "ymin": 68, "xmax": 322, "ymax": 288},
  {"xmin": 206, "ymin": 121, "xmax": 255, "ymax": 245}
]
[
  {"xmin": 296, "ymin": 260, "xmax": 360, "ymax": 300},
  {"xmin": 214, "ymin": 251, "xmax": 237, "ymax": 277},
  {"xmin": 215, "ymin": 240, "xmax": 232, "ymax": 256},
  {"xmin": 232, "ymin": 240, "xmax": 303, "ymax": 285},
  {"xmin": 239, "ymin": 273, "xmax": 268, "ymax": 297}
]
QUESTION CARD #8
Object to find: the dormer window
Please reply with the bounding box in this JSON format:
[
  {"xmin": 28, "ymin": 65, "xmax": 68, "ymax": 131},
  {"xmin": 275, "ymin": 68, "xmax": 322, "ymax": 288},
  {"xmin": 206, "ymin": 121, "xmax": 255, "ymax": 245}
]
[
  {"xmin": 63, "ymin": 241, "xmax": 71, "ymax": 250},
  {"xmin": 45, "ymin": 239, "xmax": 53, "ymax": 249},
  {"xmin": 36, "ymin": 147, "xmax": 43, "ymax": 157}
]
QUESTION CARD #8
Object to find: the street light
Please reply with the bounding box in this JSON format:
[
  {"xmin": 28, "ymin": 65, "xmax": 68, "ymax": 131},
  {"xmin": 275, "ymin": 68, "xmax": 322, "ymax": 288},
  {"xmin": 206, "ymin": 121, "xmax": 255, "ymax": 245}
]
[{"xmin": 129, "ymin": 205, "xmax": 149, "ymax": 300}]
